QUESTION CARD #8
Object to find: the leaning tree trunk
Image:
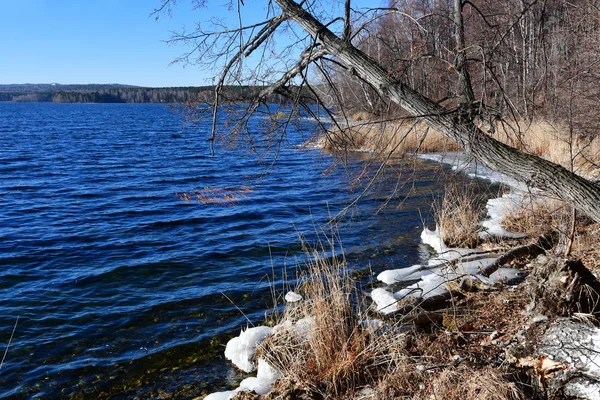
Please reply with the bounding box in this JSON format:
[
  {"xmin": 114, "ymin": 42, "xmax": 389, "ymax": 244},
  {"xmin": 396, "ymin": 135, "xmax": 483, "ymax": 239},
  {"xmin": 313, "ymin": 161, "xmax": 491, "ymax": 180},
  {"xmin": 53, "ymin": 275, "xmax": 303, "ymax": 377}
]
[{"xmin": 274, "ymin": 0, "xmax": 600, "ymax": 223}]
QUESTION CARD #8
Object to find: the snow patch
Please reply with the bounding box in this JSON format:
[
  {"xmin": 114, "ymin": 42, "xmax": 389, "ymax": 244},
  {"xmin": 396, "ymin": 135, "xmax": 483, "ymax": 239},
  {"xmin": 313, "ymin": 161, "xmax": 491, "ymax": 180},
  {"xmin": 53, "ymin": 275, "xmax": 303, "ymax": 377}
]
[
  {"xmin": 284, "ymin": 291, "xmax": 303, "ymax": 302},
  {"xmin": 370, "ymin": 288, "xmax": 398, "ymax": 314},
  {"xmin": 205, "ymin": 358, "xmax": 282, "ymax": 399},
  {"xmin": 480, "ymin": 193, "xmax": 527, "ymax": 239},
  {"xmin": 395, "ymin": 273, "xmax": 449, "ymax": 300},
  {"xmin": 377, "ymin": 264, "xmax": 430, "ymax": 285},
  {"xmin": 224, "ymin": 326, "xmax": 273, "ymax": 373},
  {"xmin": 203, "ymin": 390, "xmax": 236, "ymax": 400},
  {"xmin": 237, "ymin": 358, "xmax": 282, "ymax": 395}
]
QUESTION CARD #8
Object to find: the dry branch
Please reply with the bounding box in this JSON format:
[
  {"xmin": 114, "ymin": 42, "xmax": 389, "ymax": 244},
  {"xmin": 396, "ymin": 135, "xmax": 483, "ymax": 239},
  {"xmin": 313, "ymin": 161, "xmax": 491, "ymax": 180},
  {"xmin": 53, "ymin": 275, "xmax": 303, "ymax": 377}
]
[{"xmin": 273, "ymin": 0, "xmax": 600, "ymax": 223}]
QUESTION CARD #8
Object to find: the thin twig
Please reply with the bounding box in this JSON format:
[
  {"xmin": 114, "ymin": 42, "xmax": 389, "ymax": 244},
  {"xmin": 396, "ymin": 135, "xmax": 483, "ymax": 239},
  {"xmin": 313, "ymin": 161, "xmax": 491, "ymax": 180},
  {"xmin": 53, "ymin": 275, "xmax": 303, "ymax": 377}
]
[{"xmin": 0, "ymin": 316, "xmax": 19, "ymax": 371}]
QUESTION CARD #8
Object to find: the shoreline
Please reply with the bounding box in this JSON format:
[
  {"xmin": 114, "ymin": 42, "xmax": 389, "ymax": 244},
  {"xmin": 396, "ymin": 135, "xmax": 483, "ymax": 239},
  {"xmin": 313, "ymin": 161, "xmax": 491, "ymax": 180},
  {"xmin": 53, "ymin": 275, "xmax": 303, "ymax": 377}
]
[
  {"xmin": 204, "ymin": 148, "xmax": 532, "ymax": 399},
  {"xmin": 203, "ymin": 134, "xmax": 600, "ymax": 399}
]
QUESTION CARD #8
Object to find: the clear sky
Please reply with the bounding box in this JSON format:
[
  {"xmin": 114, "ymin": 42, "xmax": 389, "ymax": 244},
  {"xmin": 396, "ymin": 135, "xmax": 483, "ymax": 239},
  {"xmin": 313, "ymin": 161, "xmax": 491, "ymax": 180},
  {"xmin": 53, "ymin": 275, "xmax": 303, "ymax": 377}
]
[
  {"xmin": 1, "ymin": 0, "xmax": 377, "ymax": 88},
  {"xmin": 0, "ymin": 1, "xmax": 279, "ymax": 87}
]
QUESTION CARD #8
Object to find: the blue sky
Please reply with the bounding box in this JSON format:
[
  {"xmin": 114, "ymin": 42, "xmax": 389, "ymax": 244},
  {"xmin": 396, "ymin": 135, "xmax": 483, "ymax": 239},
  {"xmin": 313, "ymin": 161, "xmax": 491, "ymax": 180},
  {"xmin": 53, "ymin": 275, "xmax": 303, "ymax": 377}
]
[{"xmin": 0, "ymin": 0, "xmax": 377, "ymax": 87}]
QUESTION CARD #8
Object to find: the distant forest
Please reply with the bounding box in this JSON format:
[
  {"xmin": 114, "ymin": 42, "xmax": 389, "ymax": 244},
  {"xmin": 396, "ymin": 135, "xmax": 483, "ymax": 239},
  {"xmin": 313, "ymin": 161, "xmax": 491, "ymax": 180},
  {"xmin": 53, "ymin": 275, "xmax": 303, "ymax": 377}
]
[{"xmin": 0, "ymin": 84, "xmax": 293, "ymax": 104}]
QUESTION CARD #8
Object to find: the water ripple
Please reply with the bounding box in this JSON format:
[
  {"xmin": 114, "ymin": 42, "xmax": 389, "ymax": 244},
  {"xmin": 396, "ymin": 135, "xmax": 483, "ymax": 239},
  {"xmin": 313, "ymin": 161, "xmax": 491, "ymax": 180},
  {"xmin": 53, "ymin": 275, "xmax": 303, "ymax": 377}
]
[{"xmin": 0, "ymin": 103, "xmax": 446, "ymax": 398}]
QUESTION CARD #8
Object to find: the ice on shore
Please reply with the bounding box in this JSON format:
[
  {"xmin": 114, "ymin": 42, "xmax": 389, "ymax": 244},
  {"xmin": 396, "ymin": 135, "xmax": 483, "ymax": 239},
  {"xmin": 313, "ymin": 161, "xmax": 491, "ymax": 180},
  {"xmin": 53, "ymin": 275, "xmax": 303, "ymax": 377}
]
[
  {"xmin": 371, "ymin": 288, "xmax": 398, "ymax": 314},
  {"xmin": 371, "ymin": 226, "xmax": 525, "ymax": 312},
  {"xmin": 204, "ymin": 390, "xmax": 236, "ymax": 400},
  {"xmin": 419, "ymin": 151, "xmax": 530, "ymax": 240},
  {"xmin": 377, "ymin": 264, "xmax": 430, "ymax": 285},
  {"xmin": 224, "ymin": 326, "xmax": 273, "ymax": 373},
  {"xmin": 205, "ymin": 357, "xmax": 282, "ymax": 400},
  {"xmin": 394, "ymin": 273, "xmax": 449, "ymax": 299},
  {"xmin": 480, "ymin": 193, "xmax": 527, "ymax": 239},
  {"xmin": 418, "ymin": 152, "xmax": 525, "ymax": 190},
  {"xmin": 207, "ymin": 327, "xmax": 281, "ymax": 399},
  {"xmin": 373, "ymin": 149, "xmax": 532, "ymax": 314},
  {"xmin": 237, "ymin": 358, "xmax": 282, "ymax": 395},
  {"xmin": 421, "ymin": 227, "xmax": 482, "ymax": 265}
]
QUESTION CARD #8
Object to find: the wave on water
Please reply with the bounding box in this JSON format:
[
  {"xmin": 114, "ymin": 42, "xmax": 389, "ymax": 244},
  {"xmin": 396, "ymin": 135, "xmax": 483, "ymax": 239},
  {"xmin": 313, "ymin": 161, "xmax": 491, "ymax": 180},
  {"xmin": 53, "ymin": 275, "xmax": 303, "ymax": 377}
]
[{"xmin": 0, "ymin": 103, "xmax": 461, "ymax": 399}]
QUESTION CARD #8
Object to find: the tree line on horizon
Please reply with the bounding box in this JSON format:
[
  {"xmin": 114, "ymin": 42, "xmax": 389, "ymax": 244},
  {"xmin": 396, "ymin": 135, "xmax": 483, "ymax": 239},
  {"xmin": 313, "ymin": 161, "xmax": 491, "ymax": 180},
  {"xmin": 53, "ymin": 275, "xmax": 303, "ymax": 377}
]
[{"xmin": 0, "ymin": 85, "xmax": 299, "ymax": 104}]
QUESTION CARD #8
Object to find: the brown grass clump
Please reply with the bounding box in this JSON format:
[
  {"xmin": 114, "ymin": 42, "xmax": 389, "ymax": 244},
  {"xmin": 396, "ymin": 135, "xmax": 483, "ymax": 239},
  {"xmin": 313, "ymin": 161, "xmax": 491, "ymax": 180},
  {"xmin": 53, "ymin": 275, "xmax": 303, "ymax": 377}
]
[
  {"xmin": 321, "ymin": 120, "xmax": 460, "ymax": 155},
  {"xmin": 435, "ymin": 181, "xmax": 485, "ymax": 248},
  {"xmin": 501, "ymin": 197, "xmax": 568, "ymax": 237},
  {"xmin": 430, "ymin": 367, "xmax": 525, "ymax": 400},
  {"xmin": 258, "ymin": 243, "xmax": 407, "ymax": 398},
  {"xmin": 494, "ymin": 120, "xmax": 600, "ymax": 175}
]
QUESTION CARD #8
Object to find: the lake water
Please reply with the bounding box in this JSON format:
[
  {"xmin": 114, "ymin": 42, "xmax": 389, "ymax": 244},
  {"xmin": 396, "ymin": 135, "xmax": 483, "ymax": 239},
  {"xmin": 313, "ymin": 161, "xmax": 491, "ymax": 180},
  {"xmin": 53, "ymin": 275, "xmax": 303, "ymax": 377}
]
[{"xmin": 1, "ymin": 103, "xmax": 454, "ymax": 399}]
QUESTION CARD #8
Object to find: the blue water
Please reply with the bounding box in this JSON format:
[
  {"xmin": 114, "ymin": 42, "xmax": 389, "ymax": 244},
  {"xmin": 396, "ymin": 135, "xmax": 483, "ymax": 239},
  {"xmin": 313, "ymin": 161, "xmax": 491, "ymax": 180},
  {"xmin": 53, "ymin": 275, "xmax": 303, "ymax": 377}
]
[{"xmin": 0, "ymin": 103, "xmax": 446, "ymax": 399}]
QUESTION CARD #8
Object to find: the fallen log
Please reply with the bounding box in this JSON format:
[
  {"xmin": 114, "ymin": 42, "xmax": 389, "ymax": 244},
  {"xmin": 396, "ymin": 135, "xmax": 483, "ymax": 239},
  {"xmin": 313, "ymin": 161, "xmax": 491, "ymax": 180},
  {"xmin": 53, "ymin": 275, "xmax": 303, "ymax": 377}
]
[
  {"xmin": 383, "ymin": 290, "xmax": 463, "ymax": 319},
  {"xmin": 480, "ymin": 235, "xmax": 554, "ymax": 277},
  {"xmin": 381, "ymin": 236, "xmax": 554, "ymax": 322}
]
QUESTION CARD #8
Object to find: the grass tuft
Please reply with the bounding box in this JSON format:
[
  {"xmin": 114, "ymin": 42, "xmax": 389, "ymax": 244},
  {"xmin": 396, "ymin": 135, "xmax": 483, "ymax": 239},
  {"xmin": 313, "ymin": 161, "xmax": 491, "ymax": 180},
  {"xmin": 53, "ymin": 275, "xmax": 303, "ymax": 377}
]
[
  {"xmin": 435, "ymin": 181, "xmax": 485, "ymax": 248},
  {"xmin": 259, "ymin": 238, "xmax": 406, "ymax": 398}
]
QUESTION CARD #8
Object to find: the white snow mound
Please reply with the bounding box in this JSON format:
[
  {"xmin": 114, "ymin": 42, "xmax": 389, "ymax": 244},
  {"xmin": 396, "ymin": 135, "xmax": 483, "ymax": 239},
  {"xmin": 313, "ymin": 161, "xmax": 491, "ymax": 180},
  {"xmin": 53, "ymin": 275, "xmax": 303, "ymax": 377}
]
[
  {"xmin": 284, "ymin": 291, "xmax": 303, "ymax": 302},
  {"xmin": 224, "ymin": 326, "xmax": 273, "ymax": 373}
]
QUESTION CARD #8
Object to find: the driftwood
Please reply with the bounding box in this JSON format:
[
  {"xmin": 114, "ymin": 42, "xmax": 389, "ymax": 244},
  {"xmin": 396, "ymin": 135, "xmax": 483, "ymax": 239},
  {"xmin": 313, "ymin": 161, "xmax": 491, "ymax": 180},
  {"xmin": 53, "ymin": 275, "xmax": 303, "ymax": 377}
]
[
  {"xmin": 383, "ymin": 236, "xmax": 554, "ymax": 322},
  {"xmin": 480, "ymin": 234, "xmax": 554, "ymax": 277},
  {"xmin": 384, "ymin": 290, "xmax": 463, "ymax": 320}
]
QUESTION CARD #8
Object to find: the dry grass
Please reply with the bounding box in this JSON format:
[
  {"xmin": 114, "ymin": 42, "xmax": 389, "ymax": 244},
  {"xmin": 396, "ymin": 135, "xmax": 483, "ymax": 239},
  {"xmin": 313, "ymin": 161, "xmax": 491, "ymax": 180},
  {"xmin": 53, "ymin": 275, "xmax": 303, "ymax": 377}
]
[
  {"xmin": 429, "ymin": 367, "xmax": 525, "ymax": 400},
  {"xmin": 374, "ymin": 287, "xmax": 532, "ymax": 400},
  {"xmin": 323, "ymin": 116, "xmax": 600, "ymax": 176},
  {"xmin": 320, "ymin": 119, "xmax": 461, "ymax": 155},
  {"xmin": 255, "ymin": 235, "xmax": 537, "ymax": 399},
  {"xmin": 258, "ymin": 241, "xmax": 407, "ymax": 398},
  {"xmin": 501, "ymin": 195, "xmax": 600, "ymax": 257},
  {"xmin": 434, "ymin": 181, "xmax": 485, "ymax": 248},
  {"xmin": 494, "ymin": 120, "xmax": 600, "ymax": 175},
  {"xmin": 501, "ymin": 197, "xmax": 569, "ymax": 238}
]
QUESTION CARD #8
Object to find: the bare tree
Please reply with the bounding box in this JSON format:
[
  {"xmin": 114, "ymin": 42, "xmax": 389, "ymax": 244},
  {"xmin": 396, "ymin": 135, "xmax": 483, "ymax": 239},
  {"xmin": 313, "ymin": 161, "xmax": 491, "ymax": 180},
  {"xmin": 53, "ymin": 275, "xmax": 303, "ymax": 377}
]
[{"xmin": 156, "ymin": 0, "xmax": 600, "ymax": 222}]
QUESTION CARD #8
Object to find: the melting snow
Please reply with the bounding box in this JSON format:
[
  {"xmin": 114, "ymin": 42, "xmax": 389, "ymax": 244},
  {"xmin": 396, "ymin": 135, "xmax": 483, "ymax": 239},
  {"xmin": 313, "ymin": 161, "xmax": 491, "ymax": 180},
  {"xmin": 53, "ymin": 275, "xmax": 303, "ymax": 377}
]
[
  {"xmin": 224, "ymin": 326, "xmax": 273, "ymax": 373},
  {"xmin": 206, "ymin": 327, "xmax": 282, "ymax": 399},
  {"xmin": 372, "ymin": 152, "xmax": 530, "ymax": 315},
  {"xmin": 284, "ymin": 291, "xmax": 303, "ymax": 302}
]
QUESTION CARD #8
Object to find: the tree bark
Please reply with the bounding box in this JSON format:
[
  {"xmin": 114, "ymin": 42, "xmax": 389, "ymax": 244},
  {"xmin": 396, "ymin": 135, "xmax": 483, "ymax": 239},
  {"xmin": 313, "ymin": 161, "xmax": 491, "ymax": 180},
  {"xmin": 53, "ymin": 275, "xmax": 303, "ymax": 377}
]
[{"xmin": 274, "ymin": 0, "xmax": 600, "ymax": 223}]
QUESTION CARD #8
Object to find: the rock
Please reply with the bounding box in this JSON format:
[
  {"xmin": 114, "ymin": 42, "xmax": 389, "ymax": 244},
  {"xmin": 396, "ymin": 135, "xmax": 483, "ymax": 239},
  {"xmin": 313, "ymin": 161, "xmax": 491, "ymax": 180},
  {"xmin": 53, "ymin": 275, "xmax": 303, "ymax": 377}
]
[{"xmin": 535, "ymin": 318, "xmax": 600, "ymax": 398}]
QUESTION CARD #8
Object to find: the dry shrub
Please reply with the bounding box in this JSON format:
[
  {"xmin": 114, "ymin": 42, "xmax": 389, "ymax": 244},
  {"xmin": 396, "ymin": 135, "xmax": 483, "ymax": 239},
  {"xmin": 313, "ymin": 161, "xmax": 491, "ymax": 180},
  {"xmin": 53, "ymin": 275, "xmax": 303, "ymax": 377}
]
[
  {"xmin": 493, "ymin": 120, "xmax": 600, "ymax": 174},
  {"xmin": 322, "ymin": 120, "xmax": 460, "ymax": 155},
  {"xmin": 435, "ymin": 181, "xmax": 485, "ymax": 248},
  {"xmin": 501, "ymin": 195, "xmax": 595, "ymax": 242},
  {"xmin": 431, "ymin": 367, "xmax": 525, "ymax": 400},
  {"xmin": 259, "ymin": 241, "xmax": 407, "ymax": 398},
  {"xmin": 501, "ymin": 198, "xmax": 564, "ymax": 238}
]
